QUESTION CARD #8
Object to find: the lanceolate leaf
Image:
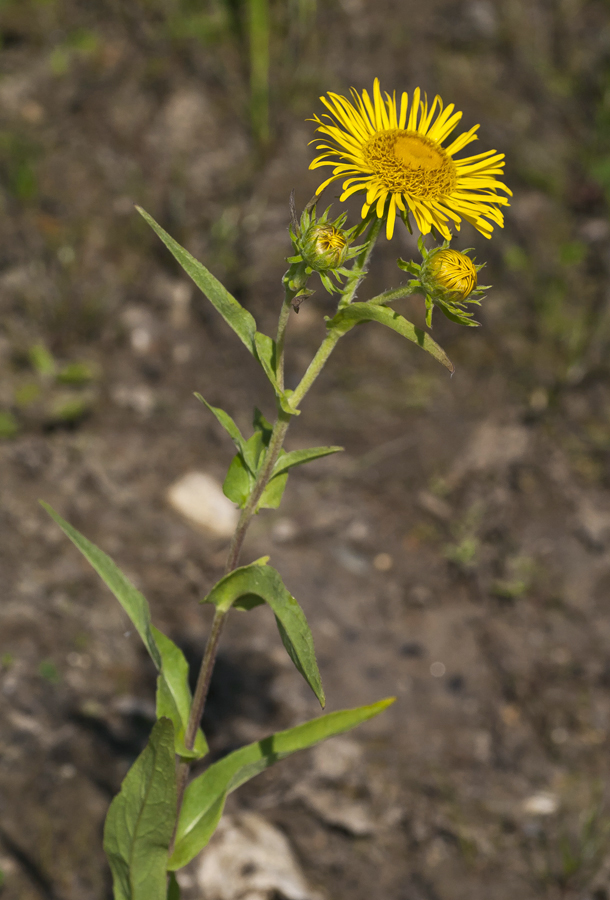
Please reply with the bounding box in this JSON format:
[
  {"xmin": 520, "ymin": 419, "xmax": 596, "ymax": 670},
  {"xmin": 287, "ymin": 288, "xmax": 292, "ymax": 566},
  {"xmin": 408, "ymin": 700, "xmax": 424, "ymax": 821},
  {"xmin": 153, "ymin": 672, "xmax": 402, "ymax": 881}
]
[
  {"xmin": 169, "ymin": 698, "xmax": 395, "ymax": 870},
  {"xmin": 104, "ymin": 718, "xmax": 177, "ymax": 900},
  {"xmin": 194, "ymin": 394, "xmax": 247, "ymax": 457},
  {"xmin": 166, "ymin": 873, "xmax": 181, "ymax": 900},
  {"xmin": 222, "ymin": 454, "xmax": 253, "ymax": 508},
  {"xmin": 201, "ymin": 562, "xmax": 324, "ymax": 707},
  {"xmin": 152, "ymin": 627, "xmax": 208, "ymax": 760},
  {"xmin": 272, "ymin": 445, "xmax": 344, "ymax": 477},
  {"xmin": 258, "ymin": 471, "xmax": 288, "ymax": 509},
  {"xmin": 254, "ymin": 331, "xmax": 278, "ymax": 389},
  {"xmin": 41, "ymin": 503, "xmax": 207, "ymax": 759},
  {"xmin": 326, "ymin": 302, "xmax": 454, "ymax": 373},
  {"xmin": 41, "ymin": 502, "xmax": 161, "ymax": 668},
  {"xmin": 137, "ymin": 207, "xmax": 257, "ymax": 357}
]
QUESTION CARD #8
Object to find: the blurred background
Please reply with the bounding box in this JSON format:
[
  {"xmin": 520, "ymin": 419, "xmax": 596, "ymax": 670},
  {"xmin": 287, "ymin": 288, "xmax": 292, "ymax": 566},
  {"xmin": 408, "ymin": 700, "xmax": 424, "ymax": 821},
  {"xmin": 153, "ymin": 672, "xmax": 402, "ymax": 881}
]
[{"xmin": 2, "ymin": 1, "xmax": 610, "ymax": 898}]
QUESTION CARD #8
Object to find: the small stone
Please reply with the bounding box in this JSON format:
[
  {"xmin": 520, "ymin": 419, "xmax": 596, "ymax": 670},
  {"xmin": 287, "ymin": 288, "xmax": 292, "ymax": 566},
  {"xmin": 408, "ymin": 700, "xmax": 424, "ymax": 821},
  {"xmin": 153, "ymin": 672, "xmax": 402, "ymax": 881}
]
[
  {"xmin": 167, "ymin": 471, "xmax": 239, "ymax": 538},
  {"xmin": 196, "ymin": 812, "xmax": 320, "ymax": 900},
  {"xmin": 373, "ymin": 552, "xmax": 393, "ymax": 571},
  {"xmin": 522, "ymin": 792, "xmax": 558, "ymax": 816}
]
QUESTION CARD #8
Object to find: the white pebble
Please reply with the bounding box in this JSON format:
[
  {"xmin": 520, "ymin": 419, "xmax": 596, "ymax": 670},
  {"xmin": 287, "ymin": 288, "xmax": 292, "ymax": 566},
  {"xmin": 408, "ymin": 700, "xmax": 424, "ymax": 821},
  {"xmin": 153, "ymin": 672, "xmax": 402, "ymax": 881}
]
[{"xmin": 167, "ymin": 471, "xmax": 239, "ymax": 538}]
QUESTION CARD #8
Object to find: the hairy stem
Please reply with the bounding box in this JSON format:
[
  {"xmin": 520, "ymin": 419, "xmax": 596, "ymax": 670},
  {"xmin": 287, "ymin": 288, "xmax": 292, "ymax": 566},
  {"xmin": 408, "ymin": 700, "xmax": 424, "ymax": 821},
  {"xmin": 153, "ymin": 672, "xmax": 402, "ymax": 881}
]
[
  {"xmin": 275, "ymin": 289, "xmax": 294, "ymax": 392},
  {"xmin": 171, "ymin": 410, "xmax": 291, "ymax": 850},
  {"xmin": 290, "ymin": 219, "xmax": 382, "ymax": 409}
]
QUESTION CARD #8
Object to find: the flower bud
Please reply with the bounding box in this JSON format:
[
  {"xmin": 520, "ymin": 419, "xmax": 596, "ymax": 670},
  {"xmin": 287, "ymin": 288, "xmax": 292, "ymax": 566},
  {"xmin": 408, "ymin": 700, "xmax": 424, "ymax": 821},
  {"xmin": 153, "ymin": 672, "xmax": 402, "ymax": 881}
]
[
  {"xmin": 397, "ymin": 238, "xmax": 490, "ymax": 328},
  {"xmin": 284, "ymin": 205, "xmax": 364, "ymax": 296},
  {"xmin": 301, "ymin": 223, "xmax": 350, "ymax": 271},
  {"xmin": 424, "ymin": 249, "xmax": 477, "ymax": 300}
]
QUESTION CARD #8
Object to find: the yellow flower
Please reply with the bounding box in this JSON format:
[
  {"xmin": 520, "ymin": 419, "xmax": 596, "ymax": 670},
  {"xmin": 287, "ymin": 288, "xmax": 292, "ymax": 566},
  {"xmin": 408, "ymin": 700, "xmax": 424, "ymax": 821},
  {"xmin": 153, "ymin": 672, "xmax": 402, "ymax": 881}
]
[
  {"xmin": 310, "ymin": 79, "xmax": 511, "ymax": 241},
  {"xmin": 426, "ymin": 248, "xmax": 477, "ymax": 299}
]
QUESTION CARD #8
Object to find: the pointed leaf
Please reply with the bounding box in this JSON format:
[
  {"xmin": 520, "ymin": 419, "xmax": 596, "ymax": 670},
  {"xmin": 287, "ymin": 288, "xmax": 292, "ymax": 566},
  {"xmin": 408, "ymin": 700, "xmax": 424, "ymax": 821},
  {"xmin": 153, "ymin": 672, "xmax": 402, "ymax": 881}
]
[
  {"xmin": 152, "ymin": 627, "xmax": 208, "ymax": 760},
  {"xmin": 254, "ymin": 332, "xmax": 278, "ymax": 389},
  {"xmin": 167, "ymin": 873, "xmax": 180, "ymax": 900},
  {"xmin": 137, "ymin": 207, "xmax": 257, "ymax": 356},
  {"xmin": 242, "ymin": 429, "xmax": 267, "ymax": 474},
  {"xmin": 278, "ymin": 389, "xmax": 300, "ymax": 416},
  {"xmin": 222, "ymin": 454, "xmax": 254, "ymax": 508},
  {"xmin": 272, "ymin": 445, "xmax": 343, "ymax": 477},
  {"xmin": 169, "ymin": 698, "xmax": 395, "ymax": 869},
  {"xmin": 104, "ymin": 718, "xmax": 177, "ymax": 900},
  {"xmin": 201, "ymin": 562, "xmax": 324, "ymax": 706},
  {"xmin": 194, "ymin": 394, "xmax": 246, "ymax": 456},
  {"xmin": 326, "ymin": 303, "xmax": 454, "ymax": 373},
  {"xmin": 41, "ymin": 503, "xmax": 206, "ymax": 758},
  {"xmin": 258, "ymin": 472, "xmax": 288, "ymax": 510},
  {"xmin": 41, "ymin": 502, "xmax": 161, "ymax": 669}
]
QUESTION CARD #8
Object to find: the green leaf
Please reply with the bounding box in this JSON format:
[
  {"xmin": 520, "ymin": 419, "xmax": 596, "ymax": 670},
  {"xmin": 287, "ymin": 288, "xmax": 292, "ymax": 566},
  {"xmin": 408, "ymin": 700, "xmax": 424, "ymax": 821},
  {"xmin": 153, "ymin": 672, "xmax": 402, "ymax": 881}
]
[
  {"xmin": 254, "ymin": 332, "xmax": 278, "ymax": 388},
  {"xmin": 104, "ymin": 718, "xmax": 177, "ymax": 900},
  {"xmin": 222, "ymin": 454, "xmax": 254, "ymax": 508},
  {"xmin": 41, "ymin": 502, "xmax": 161, "ymax": 669},
  {"xmin": 278, "ymin": 389, "xmax": 300, "ymax": 416},
  {"xmin": 167, "ymin": 873, "xmax": 180, "ymax": 900},
  {"xmin": 242, "ymin": 429, "xmax": 267, "ymax": 475},
  {"xmin": 258, "ymin": 472, "xmax": 288, "ymax": 509},
  {"xmin": 194, "ymin": 394, "xmax": 246, "ymax": 456},
  {"xmin": 201, "ymin": 562, "xmax": 324, "ymax": 706},
  {"xmin": 137, "ymin": 207, "xmax": 257, "ymax": 357},
  {"xmin": 40, "ymin": 503, "xmax": 207, "ymax": 758},
  {"xmin": 152, "ymin": 627, "xmax": 207, "ymax": 760},
  {"xmin": 272, "ymin": 445, "xmax": 343, "ymax": 477},
  {"xmin": 326, "ymin": 302, "xmax": 454, "ymax": 373},
  {"xmin": 169, "ymin": 698, "xmax": 395, "ymax": 869}
]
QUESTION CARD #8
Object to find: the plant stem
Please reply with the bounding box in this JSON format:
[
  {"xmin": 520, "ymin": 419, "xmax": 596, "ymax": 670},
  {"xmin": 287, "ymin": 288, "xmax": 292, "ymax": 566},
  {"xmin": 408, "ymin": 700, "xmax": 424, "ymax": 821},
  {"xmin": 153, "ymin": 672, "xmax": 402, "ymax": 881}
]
[
  {"xmin": 275, "ymin": 289, "xmax": 294, "ymax": 392},
  {"xmin": 288, "ymin": 330, "xmax": 341, "ymax": 409},
  {"xmin": 290, "ymin": 220, "xmax": 382, "ymax": 409},
  {"xmin": 171, "ymin": 410, "xmax": 292, "ymax": 849},
  {"xmin": 172, "ymin": 220, "xmax": 381, "ymax": 851}
]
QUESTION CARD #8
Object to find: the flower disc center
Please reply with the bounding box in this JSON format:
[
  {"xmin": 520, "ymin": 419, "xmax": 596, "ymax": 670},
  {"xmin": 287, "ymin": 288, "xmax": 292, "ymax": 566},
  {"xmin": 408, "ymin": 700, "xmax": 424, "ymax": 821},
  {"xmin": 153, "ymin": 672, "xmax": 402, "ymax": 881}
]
[{"xmin": 364, "ymin": 130, "xmax": 456, "ymax": 199}]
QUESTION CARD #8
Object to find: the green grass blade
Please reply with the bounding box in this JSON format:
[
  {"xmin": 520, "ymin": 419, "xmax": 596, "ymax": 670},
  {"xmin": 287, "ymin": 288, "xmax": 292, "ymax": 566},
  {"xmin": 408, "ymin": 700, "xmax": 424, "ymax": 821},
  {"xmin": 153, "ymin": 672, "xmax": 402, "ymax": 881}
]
[{"xmin": 248, "ymin": 0, "xmax": 270, "ymax": 145}]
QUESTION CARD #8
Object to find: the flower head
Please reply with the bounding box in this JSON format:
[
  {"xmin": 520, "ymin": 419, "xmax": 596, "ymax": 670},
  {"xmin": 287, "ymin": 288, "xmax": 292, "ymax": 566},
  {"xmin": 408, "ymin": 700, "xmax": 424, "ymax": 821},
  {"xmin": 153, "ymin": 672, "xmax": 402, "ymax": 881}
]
[
  {"xmin": 284, "ymin": 205, "xmax": 363, "ymax": 296},
  {"xmin": 399, "ymin": 238, "xmax": 490, "ymax": 327},
  {"xmin": 310, "ymin": 79, "xmax": 511, "ymax": 241}
]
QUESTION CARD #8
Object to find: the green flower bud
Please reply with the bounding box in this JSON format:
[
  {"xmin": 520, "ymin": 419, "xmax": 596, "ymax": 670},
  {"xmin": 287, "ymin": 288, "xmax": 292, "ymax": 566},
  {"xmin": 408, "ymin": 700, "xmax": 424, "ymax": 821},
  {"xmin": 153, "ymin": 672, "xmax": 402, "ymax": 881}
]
[
  {"xmin": 300, "ymin": 223, "xmax": 350, "ymax": 271},
  {"xmin": 284, "ymin": 204, "xmax": 364, "ymax": 297}
]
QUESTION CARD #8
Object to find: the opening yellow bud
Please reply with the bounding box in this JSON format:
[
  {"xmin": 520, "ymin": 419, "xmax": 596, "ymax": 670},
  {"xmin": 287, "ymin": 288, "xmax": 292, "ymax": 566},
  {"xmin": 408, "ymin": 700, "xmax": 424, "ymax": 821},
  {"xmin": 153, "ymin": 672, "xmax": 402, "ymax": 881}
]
[
  {"xmin": 427, "ymin": 249, "xmax": 477, "ymax": 300},
  {"xmin": 312, "ymin": 225, "xmax": 348, "ymax": 267}
]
